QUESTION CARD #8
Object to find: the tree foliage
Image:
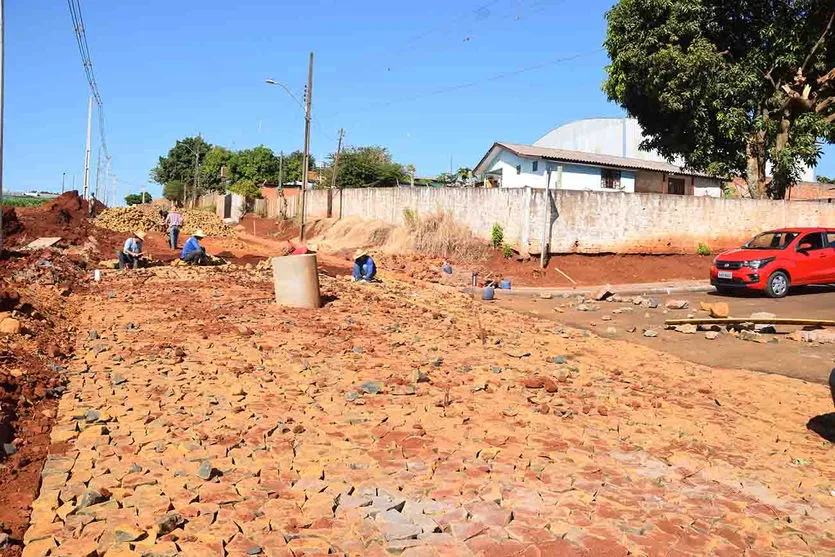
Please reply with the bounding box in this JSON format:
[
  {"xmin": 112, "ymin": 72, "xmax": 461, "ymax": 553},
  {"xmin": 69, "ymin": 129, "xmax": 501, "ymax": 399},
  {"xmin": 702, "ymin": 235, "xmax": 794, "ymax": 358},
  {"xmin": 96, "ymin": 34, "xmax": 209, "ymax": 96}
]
[
  {"xmin": 320, "ymin": 146, "xmax": 406, "ymax": 188},
  {"xmin": 124, "ymin": 193, "xmax": 151, "ymax": 206},
  {"xmin": 604, "ymin": 0, "xmax": 835, "ymax": 199},
  {"xmin": 162, "ymin": 180, "xmax": 187, "ymax": 204},
  {"xmin": 818, "ymin": 175, "xmax": 835, "ymax": 184},
  {"xmin": 151, "ymin": 136, "xmax": 213, "ymax": 202},
  {"xmin": 228, "ymin": 178, "xmax": 262, "ymax": 199},
  {"xmin": 200, "ymin": 147, "xmax": 234, "ymax": 193}
]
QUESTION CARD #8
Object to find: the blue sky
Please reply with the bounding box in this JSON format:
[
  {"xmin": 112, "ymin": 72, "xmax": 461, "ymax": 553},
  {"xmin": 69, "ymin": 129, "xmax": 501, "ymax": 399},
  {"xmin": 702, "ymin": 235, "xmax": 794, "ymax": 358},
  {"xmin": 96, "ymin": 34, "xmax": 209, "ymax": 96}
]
[{"xmin": 6, "ymin": 0, "xmax": 835, "ymax": 202}]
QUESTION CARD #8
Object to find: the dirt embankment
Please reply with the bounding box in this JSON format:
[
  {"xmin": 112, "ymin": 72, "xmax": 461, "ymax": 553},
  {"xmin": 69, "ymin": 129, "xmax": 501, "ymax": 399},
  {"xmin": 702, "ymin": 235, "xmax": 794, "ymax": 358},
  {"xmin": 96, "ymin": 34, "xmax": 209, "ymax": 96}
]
[{"xmin": 0, "ymin": 191, "xmax": 115, "ymax": 555}]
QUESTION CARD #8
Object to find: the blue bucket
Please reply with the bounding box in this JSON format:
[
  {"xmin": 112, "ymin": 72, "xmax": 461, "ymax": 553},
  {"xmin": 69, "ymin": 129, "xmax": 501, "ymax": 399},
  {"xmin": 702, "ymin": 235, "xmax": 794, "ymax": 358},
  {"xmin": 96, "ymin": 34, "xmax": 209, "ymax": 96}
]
[
  {"xmin": 482, "ymin": 286, "xmax": 495, "ymax": 301},
  {"xmin": 499, "ymin": 279, "xmax": 511, "ymax": 290}
]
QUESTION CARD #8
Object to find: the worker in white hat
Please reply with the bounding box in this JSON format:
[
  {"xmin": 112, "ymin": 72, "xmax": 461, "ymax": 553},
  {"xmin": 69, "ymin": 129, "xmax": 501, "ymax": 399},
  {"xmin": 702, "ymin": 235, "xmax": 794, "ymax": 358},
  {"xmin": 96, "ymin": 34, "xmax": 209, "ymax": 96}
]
[
  {"xmin": 118, "ymin": 231, "xmax": 146, "ymax": 270},
  {"xmin": 352, "ymin": 249, "xmax": 376, "ymax": 282},
  {"xmin": 181, "ymin": 228, "xmax": 208, "ymax": 265}
]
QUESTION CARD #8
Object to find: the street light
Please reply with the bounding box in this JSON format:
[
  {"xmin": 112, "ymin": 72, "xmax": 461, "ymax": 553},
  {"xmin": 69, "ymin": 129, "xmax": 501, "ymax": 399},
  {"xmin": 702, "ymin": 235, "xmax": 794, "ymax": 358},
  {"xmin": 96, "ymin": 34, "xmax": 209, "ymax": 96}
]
[{"xmin": 264, "ymin": 52, "xmax": 313, "ymax": 241}]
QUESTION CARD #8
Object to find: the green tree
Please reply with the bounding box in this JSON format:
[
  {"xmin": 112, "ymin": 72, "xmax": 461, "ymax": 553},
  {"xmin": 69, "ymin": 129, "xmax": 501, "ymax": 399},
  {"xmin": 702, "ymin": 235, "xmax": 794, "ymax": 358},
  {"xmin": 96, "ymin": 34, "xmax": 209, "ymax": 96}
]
[
  {"xmin": 151, "ymin": 136, "xmax": 213, "ymax": 201},
  {"xmin": 200, "ymin": 146, "xmax": 234, "ymax": 193},
  {"xmin": 281, "ymin": 150, "xmax": 316, "ymax": 184},
  {"xmin": 320, "ymin": 146, "xmax": 406, "ymax": 188},
  {"xmin": 437, "ymin": 172, "xmax": 455, "ymax": 185},
  {"xmin": 604, "ymin": 0, "xmax": 835, "ymax": 199},
  {"xmin": 162, "ymin": 180, "xmax": 187, "ymax": 204},
  {"xmin": 228, "ymin": 178, "xmax": 262, "ymax": 199},
  {"xmin": 818, "ymin": 175, "xmax": 835, "ymax": 184},
  {"xmin": 124, "ymin": 192, "xmax": 151, "ymax": 206},
  {"xmin": 229, "ymin": 146, "xmax": 283, "ymax": 184}
]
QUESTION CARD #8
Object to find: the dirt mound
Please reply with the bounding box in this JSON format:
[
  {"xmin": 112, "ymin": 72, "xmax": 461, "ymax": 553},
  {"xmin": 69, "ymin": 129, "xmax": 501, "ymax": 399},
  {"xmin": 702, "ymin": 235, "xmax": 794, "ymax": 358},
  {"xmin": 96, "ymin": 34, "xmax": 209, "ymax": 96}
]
[{"xmin": 1, "ymin": 206, "xmax": 22, "ymax": 237}]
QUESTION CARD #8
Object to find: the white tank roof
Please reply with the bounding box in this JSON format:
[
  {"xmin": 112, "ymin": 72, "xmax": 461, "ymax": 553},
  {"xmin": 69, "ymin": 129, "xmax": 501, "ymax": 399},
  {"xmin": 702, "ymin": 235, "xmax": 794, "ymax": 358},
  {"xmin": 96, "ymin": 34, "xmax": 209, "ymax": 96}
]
[{"xmin": 534, "ymin": 118, "xmax": 815, "ymax": 181}]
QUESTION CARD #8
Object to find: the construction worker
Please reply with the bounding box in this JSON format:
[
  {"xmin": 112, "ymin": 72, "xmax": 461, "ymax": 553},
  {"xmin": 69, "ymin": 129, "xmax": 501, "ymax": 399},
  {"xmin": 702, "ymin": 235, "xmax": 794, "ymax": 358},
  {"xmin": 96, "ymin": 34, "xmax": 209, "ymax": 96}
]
[
  {"xmin": 181, "ymin": 229, "xmax": 208, "ymax": 265},
  {"xmin": 165, "ymin": 206, "xmax": 184, "ymax": 249},
  {"xmin": 118, "ymin": 231, "xmax": 146, "ymax": 270},
  {"xmin": 352, "ymin": 249, "xmax": 376, "ymax": 282}
]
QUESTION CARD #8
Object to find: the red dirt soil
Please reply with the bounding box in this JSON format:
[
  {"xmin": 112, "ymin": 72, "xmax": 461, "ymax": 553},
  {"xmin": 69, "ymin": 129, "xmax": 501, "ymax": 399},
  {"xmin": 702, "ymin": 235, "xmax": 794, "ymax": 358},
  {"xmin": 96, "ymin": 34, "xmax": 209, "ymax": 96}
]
[
  {"xmin": 0, "ymin": 192, "xmax": 112, "ymax": 555},
  {"xmin": 476, "ymin": 252, "xmax": 712, "ymax": 287}
]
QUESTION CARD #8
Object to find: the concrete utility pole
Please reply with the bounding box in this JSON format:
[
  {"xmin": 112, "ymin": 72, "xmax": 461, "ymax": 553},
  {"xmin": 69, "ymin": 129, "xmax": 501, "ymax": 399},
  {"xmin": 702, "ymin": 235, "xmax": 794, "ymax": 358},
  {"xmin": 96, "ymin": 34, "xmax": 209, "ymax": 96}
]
[
  {"xmin": 62, "ymin": 172, "xmax": 66, "ymax": 193},
  {"xmin": 330, "ymin": 128, "xmax": 344, "ymax": 189},
  {"xmin": 0, "ymin": 0, "xmax": 5, "ymax": 253},
  {"xmin": 300, "ymin": 52, "xmax": 314, "ymax": 241},
  {"xmin": 82, "ymin": 95, "xmax": 93, "ymax": 200},
  {"xmin": 94, "ymin": 148, "xmax": 102, "ymax": 199}
]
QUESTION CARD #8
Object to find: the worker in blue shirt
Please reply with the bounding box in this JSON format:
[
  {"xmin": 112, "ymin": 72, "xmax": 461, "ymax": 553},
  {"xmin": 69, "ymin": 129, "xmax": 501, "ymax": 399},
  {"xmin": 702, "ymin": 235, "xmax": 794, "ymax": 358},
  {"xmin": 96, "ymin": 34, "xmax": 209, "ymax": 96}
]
[
  {"xmin": 352, "ymin": 249, "xmax": 376, "ymax": 282},
  {"xmin": 181, "ymin": 229, "xmax": 208, "ymax": 265},
  {"xmin": 118, "ymin": 231, "xmax": 146, "ymax": 270}
]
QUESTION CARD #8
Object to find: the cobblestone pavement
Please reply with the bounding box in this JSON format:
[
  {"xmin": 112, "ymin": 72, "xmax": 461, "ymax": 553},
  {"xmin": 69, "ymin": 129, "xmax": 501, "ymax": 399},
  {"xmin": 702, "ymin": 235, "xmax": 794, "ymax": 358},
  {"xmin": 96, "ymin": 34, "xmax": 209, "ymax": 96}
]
[{"xmin": 22, "ymin": 265, "xmax": 835, "ymax": 556}]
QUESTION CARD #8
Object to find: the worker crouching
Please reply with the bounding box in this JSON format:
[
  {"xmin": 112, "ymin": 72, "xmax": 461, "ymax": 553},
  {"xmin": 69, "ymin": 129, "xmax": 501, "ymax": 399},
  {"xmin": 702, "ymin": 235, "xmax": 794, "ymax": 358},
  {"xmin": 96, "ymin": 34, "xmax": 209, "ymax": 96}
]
[
  {"xmin": 118, "ymin": 231, "xmax": 146, "ymax": 270},
  {"xmin": 181, "ymin": 229, "xmax": 208, "ymax": 265},
  {"xmin": 352, "ymin": 249, "xmax": 376, "ymax": 282}
]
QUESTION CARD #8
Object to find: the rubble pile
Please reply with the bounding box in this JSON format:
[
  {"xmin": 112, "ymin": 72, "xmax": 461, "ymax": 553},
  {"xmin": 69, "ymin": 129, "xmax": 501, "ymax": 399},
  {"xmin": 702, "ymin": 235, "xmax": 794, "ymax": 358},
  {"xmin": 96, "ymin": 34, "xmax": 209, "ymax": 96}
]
[{"xmin": 95, "ymin": 205, "xmax": 235, "ymax": 237}]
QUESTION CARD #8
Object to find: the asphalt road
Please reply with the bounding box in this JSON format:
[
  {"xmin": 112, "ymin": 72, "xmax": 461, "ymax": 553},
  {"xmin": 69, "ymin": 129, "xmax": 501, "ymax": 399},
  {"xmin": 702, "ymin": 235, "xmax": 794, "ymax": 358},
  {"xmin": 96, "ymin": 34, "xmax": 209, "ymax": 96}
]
[{"xmin": 496, "ymin": 285, "xmax": 835, "ymax": 385}]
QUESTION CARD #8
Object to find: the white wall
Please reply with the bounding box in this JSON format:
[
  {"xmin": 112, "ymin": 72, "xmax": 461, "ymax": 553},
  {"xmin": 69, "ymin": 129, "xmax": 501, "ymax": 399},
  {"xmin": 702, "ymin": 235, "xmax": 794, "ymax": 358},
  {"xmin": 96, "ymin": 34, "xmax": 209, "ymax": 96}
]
[{"xmin": 693, "ymin": 176, "xmax": 722, "ymax": 197}]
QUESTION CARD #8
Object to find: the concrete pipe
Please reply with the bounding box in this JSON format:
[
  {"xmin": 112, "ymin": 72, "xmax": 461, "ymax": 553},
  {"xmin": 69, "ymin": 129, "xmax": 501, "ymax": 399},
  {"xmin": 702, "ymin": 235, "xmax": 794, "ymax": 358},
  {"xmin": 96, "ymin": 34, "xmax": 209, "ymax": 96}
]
[{"xmin": 271, "ymin": 254, "xmax": 321, "ymax": 309}]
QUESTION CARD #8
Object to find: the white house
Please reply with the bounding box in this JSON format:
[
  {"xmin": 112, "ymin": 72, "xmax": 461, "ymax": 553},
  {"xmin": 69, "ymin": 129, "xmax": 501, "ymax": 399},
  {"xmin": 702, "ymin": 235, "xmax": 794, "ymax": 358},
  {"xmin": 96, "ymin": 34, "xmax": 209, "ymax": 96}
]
[{"xmin": 473, "ymin": 142, "xmax": 725, "ymax": 196}]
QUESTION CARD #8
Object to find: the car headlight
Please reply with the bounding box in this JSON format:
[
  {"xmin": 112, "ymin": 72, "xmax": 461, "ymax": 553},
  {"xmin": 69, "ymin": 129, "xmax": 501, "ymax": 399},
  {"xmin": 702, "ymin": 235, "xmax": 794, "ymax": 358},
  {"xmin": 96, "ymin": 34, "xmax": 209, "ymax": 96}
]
[{"xmin": 742, "ymin": 257, "xmax": 775, "ymax": 270}]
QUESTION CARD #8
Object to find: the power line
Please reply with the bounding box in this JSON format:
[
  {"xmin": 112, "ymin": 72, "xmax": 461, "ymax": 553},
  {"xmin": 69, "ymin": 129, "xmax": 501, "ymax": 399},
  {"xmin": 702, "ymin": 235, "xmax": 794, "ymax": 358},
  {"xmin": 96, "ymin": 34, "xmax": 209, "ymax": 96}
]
[
  {"xmin": 326, "ymin": 48, "xmax": 603, "ymax": 119},
  {"xmin": 67, "ymin": 0, "xmax": 109, "ymax": 161}
]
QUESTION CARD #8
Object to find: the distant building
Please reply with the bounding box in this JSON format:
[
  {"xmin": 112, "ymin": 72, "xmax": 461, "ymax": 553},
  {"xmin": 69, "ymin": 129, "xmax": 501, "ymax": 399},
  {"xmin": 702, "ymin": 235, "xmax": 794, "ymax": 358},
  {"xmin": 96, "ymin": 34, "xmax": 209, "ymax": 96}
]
[
  {"xmin": 8, "ymin": 190, "xmax": 60, "ymax": 199},
  {"xmin": 473, "ymin": 142, "xmax": 724, "ymax": 196}
]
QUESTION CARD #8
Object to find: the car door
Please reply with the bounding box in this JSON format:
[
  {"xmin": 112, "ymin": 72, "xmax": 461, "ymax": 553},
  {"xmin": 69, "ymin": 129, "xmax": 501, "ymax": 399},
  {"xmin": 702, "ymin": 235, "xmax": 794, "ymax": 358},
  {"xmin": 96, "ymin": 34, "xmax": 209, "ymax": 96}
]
[
  {"xmin": 823, "ymin": 231, "xmax": 835, "ymax": 283},
  {"xmin": 793, "ymin": 232, "xmax": 828, "ymax": 284}
]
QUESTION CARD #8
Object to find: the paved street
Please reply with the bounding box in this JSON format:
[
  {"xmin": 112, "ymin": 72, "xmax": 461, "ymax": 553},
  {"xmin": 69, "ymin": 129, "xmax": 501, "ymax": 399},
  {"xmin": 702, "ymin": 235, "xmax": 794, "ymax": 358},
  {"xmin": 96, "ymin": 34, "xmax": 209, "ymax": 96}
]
[
  {"xmin": 496, "ymin": 286, "xmax": 835, "ymax": 385},
  {"xmin": 20, "ymin": 265, "xmax": 834, "ymax": 556}
]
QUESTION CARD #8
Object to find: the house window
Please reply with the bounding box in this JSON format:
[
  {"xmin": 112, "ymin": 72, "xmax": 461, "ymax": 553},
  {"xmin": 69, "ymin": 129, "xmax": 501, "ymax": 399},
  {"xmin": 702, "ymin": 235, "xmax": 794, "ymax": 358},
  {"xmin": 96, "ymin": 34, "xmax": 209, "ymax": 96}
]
[
  {"xmin": 532, "ymin": 161, "xmax": 538, "ymax": 172},
  {"xmin": 601, "ymin": 169, "xmax": 621, "ymax": 189},
  {"xmin": 668, "ymin": 177, "xmax": 686, "ymax": 195},
  {"xmin": 516, "ymin": 165, "xmax": 522, "ymax": 175}
]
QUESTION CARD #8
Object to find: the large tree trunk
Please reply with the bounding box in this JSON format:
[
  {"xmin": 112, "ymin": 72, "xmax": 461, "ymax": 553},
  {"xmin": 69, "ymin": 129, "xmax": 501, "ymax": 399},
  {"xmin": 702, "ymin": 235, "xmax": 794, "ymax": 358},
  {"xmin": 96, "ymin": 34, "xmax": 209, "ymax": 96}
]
[
  {"xmin": 769, "ymin": 114, "xmax": 792, "ymax": 199},
  {"xmin": 745, "ymin": 130, "xmax": 767, "ymax": 198}
]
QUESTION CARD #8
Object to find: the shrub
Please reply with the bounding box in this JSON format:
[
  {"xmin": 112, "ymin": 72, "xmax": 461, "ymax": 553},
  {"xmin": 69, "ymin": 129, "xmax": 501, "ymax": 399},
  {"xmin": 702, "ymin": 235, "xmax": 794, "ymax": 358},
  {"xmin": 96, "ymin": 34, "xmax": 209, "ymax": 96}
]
[
  {"xmin": 403, "ymin": 208, "xmax": 418, "ymax": 229},
  {"xmin": 412, "ymin": 212, "xmax": 490, "ymax": 264},
  {"xmin": 491, "ymin": 223, "xmax": 504, "ymax": 248},
  {"xmin": 502, "ymin": 243, "xmax": 514, "ymax": 259},
  {"xmin": 697, "ymin": 242, "xmax": 712, "ymax": 256}
]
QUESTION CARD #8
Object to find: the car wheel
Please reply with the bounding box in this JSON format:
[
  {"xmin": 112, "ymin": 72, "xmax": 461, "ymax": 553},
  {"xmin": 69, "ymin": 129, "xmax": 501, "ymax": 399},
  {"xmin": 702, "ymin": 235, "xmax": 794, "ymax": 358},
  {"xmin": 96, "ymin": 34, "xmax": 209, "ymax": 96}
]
[{"xmin": 765, "ymin": 271, "xmax": 790, "ymax": 298}]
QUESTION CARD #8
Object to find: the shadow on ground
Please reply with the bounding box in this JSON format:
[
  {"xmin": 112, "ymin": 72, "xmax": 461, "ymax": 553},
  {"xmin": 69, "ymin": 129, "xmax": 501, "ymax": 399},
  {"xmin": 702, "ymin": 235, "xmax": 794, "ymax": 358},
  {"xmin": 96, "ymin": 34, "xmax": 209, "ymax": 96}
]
[{"xmin": 807, "ymin": 413, "xmax": 835, "ymax": 443}]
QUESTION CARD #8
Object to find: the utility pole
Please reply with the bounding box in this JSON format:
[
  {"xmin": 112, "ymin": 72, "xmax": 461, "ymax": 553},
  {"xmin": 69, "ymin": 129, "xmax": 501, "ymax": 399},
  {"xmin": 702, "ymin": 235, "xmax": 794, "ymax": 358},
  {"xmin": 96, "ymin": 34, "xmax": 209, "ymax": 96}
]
[
  {"xmin": 279, "ymin": 151, "xmax": 284, "ymax": 189},
  {"xmin": 300, "ymin": 51, "xmax": 313, "ymax": 241},
  {"xmin": 330, "ymin": 128, "xmax": 344, "ymax": 189},
  {"xmin": 94, "ymin": 148, "xmax": 102, "ymax": 199},
  {"xmin": 83, "ymin": 95, "xmax": 93, "ymax": 200},
  {"xmin": 0, "ymin": 0, "xmax": 5, "ymax": 253},
  {"xmin": 103, "ymin": 156, "xmax": 111, "ymax": 207},
  {"xmin": 62, "ymin": 172, "xmax": 66, "ymax": 193}
]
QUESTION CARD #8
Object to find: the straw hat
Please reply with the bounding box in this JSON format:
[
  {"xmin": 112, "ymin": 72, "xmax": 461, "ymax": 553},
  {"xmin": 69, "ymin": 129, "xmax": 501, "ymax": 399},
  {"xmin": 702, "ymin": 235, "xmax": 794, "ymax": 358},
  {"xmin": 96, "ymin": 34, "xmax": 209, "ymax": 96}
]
[
  {"xmin": 353, "ymin": 249, "xmax": 367, "ymax": 260},
  {"xmin": 134, "ymin": 231, "xmax": 146, "ymax": 240},
  {"xmin": 193, "ymin": 229, "xmax": 206, "ymax": 238}
]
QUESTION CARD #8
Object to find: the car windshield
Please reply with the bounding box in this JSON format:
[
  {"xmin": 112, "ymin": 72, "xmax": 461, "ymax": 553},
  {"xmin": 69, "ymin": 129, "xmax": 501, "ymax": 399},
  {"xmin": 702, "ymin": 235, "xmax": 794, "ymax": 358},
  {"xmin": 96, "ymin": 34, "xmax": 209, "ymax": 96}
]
[{"xmin": 743, "ymin": 231, "xmax": 799, "ymax": 250}]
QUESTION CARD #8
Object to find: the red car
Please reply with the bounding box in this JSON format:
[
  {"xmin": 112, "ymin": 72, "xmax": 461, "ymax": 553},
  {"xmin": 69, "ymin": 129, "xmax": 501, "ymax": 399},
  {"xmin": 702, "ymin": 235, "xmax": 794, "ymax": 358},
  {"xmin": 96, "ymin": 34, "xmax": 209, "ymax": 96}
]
[{"xmin": 710, "ymin": 228, "xmax": 835, "ymax": 298}]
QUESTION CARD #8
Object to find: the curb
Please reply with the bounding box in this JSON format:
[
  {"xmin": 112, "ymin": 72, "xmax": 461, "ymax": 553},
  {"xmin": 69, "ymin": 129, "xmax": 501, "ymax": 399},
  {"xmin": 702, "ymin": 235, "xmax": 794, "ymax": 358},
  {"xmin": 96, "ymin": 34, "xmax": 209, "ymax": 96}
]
[{"xmin": 461, "ymin": 282, "xmax": 715, "ymax": 299}]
